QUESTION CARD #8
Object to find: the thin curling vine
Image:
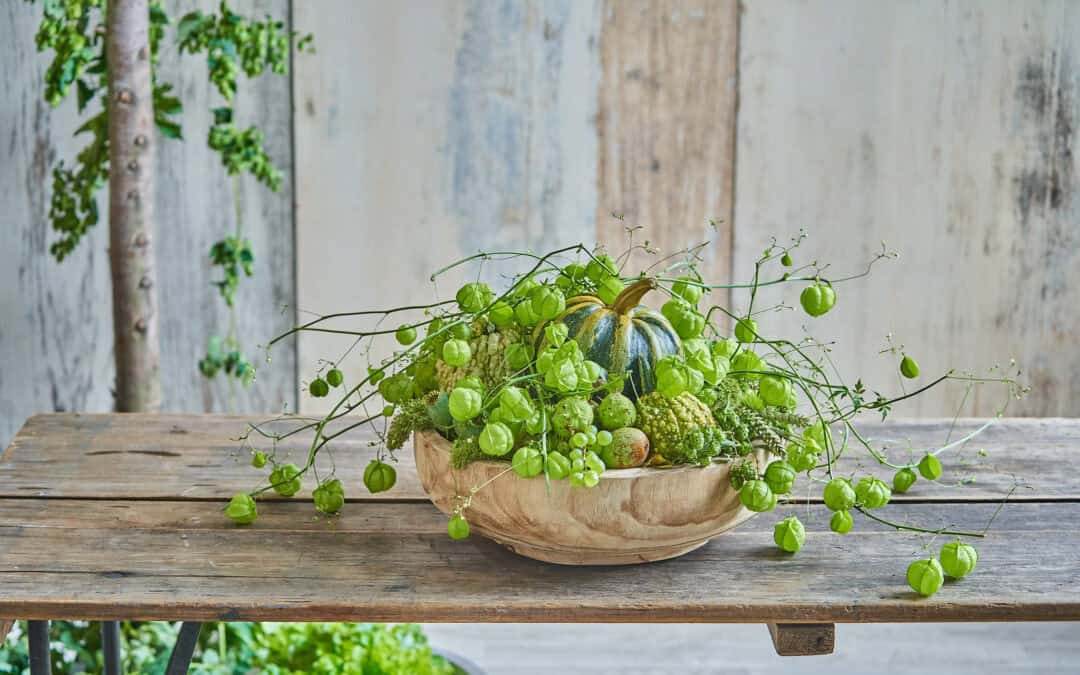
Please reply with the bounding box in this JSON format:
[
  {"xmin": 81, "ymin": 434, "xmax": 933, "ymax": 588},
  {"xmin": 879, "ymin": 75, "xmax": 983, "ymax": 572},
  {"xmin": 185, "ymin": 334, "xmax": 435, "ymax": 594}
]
[
  {"xmin": 232, "ymin": 230, "xmax": 1025, "ymax": 598},
  {"xmin": 25, "ymin": 0, "xmax": 313, "ymax": 391}
]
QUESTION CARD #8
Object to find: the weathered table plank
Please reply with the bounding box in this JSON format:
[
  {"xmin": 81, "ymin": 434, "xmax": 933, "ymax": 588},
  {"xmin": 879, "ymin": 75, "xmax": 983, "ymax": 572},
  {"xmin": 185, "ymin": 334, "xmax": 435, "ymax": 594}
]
[
  {"xmin": 2, "ymin": 414, "xmax": 1078, "ymax": 629},
  {"xmin": 0, "ymin": 499, "xmax": 1077, "ymax": 623},
  {"xmin": 2, "ymin": 414, "xmax": 1077, "ymax": 502}
]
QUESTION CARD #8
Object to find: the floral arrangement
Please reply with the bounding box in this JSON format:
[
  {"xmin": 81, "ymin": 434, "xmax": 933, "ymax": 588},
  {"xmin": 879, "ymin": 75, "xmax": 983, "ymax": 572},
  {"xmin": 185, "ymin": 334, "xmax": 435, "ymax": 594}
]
[{"xmin": 228, "ymin": 231, "xmax": 1023, "ymax": 597}]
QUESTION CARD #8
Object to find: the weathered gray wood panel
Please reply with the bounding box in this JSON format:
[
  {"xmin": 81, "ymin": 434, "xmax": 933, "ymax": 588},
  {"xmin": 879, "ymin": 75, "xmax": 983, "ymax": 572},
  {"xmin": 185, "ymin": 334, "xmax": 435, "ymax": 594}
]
[
  {"xmin": 597, "ymin": 0, "xmax": 738, "ymax": 294},
  {"xmin": 734, "ymin": 0, "xmax": 1080, "ymax": 416},
  {"xmin": 292, "ymin": 0, "xmax": 601, "ymax": 410},
  {"xmin": 0, "ymin": 0, "xmax": 297, "ymax": 447}
]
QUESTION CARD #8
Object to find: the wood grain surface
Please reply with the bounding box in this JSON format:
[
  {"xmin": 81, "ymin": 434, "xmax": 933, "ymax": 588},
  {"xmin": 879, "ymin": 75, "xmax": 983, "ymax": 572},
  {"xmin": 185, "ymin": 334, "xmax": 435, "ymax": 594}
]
[
  {"xmin": 414, "ymin": 429, "xmax": 770, "ymax": 565},
  {"xmin": 1, "ymin": 413, "xmax": 1078, "ymax": 624},
  {"xmin": 3, "ymin": 414, "xmax": 1075, "ymax": 502}
]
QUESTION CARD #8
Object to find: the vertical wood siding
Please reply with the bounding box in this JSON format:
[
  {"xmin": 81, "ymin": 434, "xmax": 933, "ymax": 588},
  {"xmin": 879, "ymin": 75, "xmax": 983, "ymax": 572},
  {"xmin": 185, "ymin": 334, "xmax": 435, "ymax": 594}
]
[
  {"xmin": 0, "ymin": 0, "xmax": 297, "ymax": 446},
  {"xmin": 734, "ymin": 0, "xmax": 1080, "ymax": 416}
]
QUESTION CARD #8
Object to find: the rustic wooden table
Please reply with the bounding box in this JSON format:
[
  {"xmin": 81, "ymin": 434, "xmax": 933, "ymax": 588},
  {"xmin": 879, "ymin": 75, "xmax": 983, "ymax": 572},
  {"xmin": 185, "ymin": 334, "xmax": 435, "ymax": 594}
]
[{"xmin": 2, "ymin": 414, "xmax": 1078, "ymax": 672}]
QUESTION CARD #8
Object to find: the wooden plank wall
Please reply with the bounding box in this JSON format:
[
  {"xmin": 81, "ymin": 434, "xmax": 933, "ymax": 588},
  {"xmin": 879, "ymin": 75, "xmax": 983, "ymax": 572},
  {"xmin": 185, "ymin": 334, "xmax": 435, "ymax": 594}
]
[
  {"xmin": 292, "ymin": 0, "xmax": 739, "ymax": 410},
  {"xmin": 293, "ymin": 0, "xmax": 1077, "ymax": 418},
  {"xmin": 3, "ymin": 0, "xmax": 1077, "ymax": 441},
  {"xmin": 0, "ymin": 0, "xmax": 297, "ymax": 447},
  {"xmin": 734, "ymin": 0, "xmax": 1080, "ymax": 417}
]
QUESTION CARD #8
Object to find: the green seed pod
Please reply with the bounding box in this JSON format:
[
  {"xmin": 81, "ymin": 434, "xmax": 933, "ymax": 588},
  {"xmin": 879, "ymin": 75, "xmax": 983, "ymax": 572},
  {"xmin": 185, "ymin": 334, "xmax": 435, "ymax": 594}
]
[
  {"xmin": 448, "ymin": 514, "xmax": 470, "ymax": 540},
  {"xmin": 781, "ymin": 252, "xmax": 793, "ymax": 267},
  {"xmin": 395, "ymin": 325, "xmax": 417, "ymax": 346},
  {"xmin": 512, "ymin": 446, "xmax": 544, "ymax": 478},
  {"xmin": 900, "ymin": 354, "xmax": 920, "ymax": 379},
  {"xmin": 449, "ymin": 322, "xmax": 472, "ymax": 340},
  {"xmin": 569, "ymin": 469, "xmax": 600, "ymax": 488},
  {"xmin": 586, "ymin": 253, "xmax": 618, "ymax": 282},
  {"xmin": 671, "ymin": 276, "xmax": 704, "ymax": 305},
  {"xmin": 799, "ymin": 283, "xmax": 837, "ymax": 318},
  {"xmin": 309, "ymin": 378, "xmax": 330, "ymax": 398},
  {"xmin": 939, "ymin": 541, "xmax": 979, "ymax": 578},
  {"xmin": 855, "ymin": 476, "xmax": 892, "ymax": 509},
  {"xmin": 363, "ymin": 459, "xmax": 397, "ymax": 493},
  {"xmin": 906, "ymin": 557, "xmax": 945, "ymax": 597},
  {"xmin": 448, "ymin": 387, "xmax": 483, "ymax": 421},
  {"xmin": 740, "ymin": 479, "xmax": 777, "ymax": 513},
  {"xmin": 506, "ymin": 343, "xmax": 533, "ymax": 371},
  {"xmin": 596, "ymin": 276, "xmax": 625, "ymax": 305},
  {"xmin": 596, "ymin": 430, "xmax": 613, "ymax": 446},
  {"xmin": 764, "ymin": 460, "xmax": 797, "ymax": 495},
  {"xmin": 487, "ymin": 301, "xmax": 515, "ymax": 328},
  {"xmin": 269, "ymin": 463, "xmax": 302, "ymax": 497},
  {"xmin": 893, "ymin": 467, "xmax": 918, "ymax": 493},
  {"xmin": 382, "ymin": 404, "xmax": 395, "ymax": 417},
  {"xmin": 251, "ymin": 451, "xmax": 268, "ymax": 468},
  {"xmin": 918, "ymin": 453, "xmax": 942, "ymax": 480},
  {"xmin": 830, "ymin": 510, "xmax": 853, "ymax": 534},
  {"xmin": 529, "ymin": 286, "xmax": 566, "ymax": 321},
  {"xmin": 514, "ymin": 299, "xmax": 541, "ymax": 327},
  {"xmin": 786, "ymin": 441, "xmax": 820, "ymax": 473},
  {"xmin": 823, "ymin": 478, "xmax": 856, "ymax": 511},
  {"xmin": 456, "ymin": 282, "xmax": 494, "ymax": 313},
  {"xmin": 499, "ymin": 386, "xmax": 534, "ymax": 422},
  {"xmin": 734, "ymin": 318, "xmax": 758, "ymax": 343},
  {"xmin": 773, "ymin": 516, "xmax": 805, "ymax": 553},
  {"xmin": 730, "ymin": 350, "xmax": 763, "ymax": 380},
  {"xmin": 478, "ymin": 422, "xmax": 514, "ymax": 456},
  {"xmin": 545, "ymin": 451, "xmax": 572, "ymax": 480},
  {"xmin": 584, "ymin": 450, "xmax": 606, "ymax": 474},
  {"xmin": 598, "ymin": 393, "xmax": 636, "ymax": 430},
  {"xmin": 313, "ymin": 478, "xmax": 345, "ymax": 515},
  {"xmin": 442, "ymin": 339, "xmax": 472, "ymax": 367},
  {"xmin": 758, "ymin": 374, "xmax": 794, "ymax": 408},
  {"xmin": 224, "ymin": 493, "xmax": 258, "ymax": 525},
  {"xmin": 326, "ymin": 368, "xmax": 344, "ymax": 387}
]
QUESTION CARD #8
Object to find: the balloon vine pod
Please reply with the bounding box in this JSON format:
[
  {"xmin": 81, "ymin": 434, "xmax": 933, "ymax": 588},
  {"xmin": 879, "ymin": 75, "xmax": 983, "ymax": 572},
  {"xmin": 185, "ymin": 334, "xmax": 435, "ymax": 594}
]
[{"xmin": 232, "ymin": 232, "xmax": 1026, "ymax": 595}]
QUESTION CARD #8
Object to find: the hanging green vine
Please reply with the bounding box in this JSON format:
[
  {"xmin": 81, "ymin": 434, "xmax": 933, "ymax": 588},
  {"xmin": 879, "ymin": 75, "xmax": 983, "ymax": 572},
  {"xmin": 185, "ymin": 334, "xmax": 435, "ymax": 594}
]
[{"xmin": 26, "ymin": 0, "xmax": 313, "ymax": 391}]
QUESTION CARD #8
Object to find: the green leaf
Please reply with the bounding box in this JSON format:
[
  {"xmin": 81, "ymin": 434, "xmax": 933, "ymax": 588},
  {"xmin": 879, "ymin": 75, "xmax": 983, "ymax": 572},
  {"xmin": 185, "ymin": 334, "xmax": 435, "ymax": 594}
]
[
  {"xmin": 75, "ymin": 79, "xmax": 95, "ymax": 113},
  {"xmin": 155, "ymin": 117, "xmax": 182, "ymax": 139},
  {"xmin": 176, "ymin": 11, "xmax": 205, "ymax": 45}
]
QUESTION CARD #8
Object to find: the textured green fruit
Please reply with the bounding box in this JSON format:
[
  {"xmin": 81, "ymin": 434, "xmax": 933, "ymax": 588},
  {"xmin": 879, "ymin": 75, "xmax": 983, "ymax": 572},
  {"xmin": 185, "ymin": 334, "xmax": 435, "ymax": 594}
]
[
  {"xmin": 740, "ymin": 479, "xmax": 777, "ymax": 512},
  {"xmin": 599, "ymin": 427, "xmax": 650, "ymax": 469},
  {"xmin": 893, "ymin": 467, "xmax": 917, "ymax": 493},
  {"xmin": 363, "ymin": 460, "xmax": 397, "ymax": 493},
  {"xmin": 636, "ymin": 391, "xmax": 716, "ymax": 461},
  {"xmin": 830, "ymin": 510, "xmax": 853, "ymax": 534},
  {"xmin": 448, "ymin": 515, "xmax": 470, "ymax": 539},
  {"xmin": 900, "ymin": 354, "xmax": 920, "ymax": 379},
  {"xmin": 919, "ymin": 453, "xmax": 942, "ymax": 480},
  {"xmin": 598, "ymin": 392, "xmax": 636, "ymax": 430},
  {"xmin": 269, "ymin": 463, "xmax": 302, "ymax": 497},
  {"xmin": 225, "ymin": 493, "xmax": 258, "ymax": 525},
  {"xmin": 939, "ymin": 542, "xmax": 978, "ymax": 578},
  {"xmin": 855, "ymin": 476, "xmax": 891, "ymax": 509},
  {"xmin": 313, "ymin": 478, "xmax": 345, "ymax": 514},
  {"xmin": 907, "ymin": 558, "xmax": 944, "ymax": 597},
  {"xmin": 800, "ymin": 284, "xmax": 836, "ymax": 317},
  {"xmin": 764, "ymin": 460, "xmax": 797, "ymax": 495},
  {"xmin": 823, "ymin": 478, "xmax": 856, "ymax": 511},
  {"xmin": 774, "ymin": 516, "xmax": 805, "ymax": 553}
]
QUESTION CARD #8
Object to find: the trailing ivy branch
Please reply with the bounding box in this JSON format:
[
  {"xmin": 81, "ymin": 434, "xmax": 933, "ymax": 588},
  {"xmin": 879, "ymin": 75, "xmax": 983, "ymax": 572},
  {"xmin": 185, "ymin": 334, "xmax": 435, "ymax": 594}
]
[{"xmin": 27, "ymin": 0, "xmax": 312, "ymax": 391}]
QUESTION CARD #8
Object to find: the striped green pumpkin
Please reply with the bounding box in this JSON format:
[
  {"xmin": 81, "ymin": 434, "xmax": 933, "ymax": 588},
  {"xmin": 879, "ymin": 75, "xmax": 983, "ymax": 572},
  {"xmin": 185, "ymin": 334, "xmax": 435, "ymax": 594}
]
[{"xmin": 537, "ymin": 279, "xmax": 681, "ymax": 400}]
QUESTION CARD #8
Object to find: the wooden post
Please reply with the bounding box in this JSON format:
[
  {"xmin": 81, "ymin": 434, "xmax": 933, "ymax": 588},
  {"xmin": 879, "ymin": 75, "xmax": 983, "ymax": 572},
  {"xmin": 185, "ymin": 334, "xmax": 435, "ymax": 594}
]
[
  {"xmin": 0, "ymin": 619, "xmax": 13, "ymax": 643},
  {"xmin": 767, "ymin": 623, "xmax": 835, "ymax": 656},
  {"xmin": 107, "ymin": 0, "xmax": 161, "ymax": 413}
]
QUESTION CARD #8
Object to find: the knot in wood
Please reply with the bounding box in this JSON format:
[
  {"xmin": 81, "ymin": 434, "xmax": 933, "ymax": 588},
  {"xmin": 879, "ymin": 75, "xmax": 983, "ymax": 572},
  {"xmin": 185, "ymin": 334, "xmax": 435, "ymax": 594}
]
[
  {"xmin": 138, "ymin": 276, "xmax": 153, "ymax": 290},
  {"xmin": 134, "ymin": 135, "xmax": 148, "ymax": 147},
  {"xmin": 127, "ymin": 160, "xmax": 139, "ymax": 173},
  {"xmin": 116, "ymin": 89, "xmax": 134, "ymax": 104},
  {"xmin": 127, "ymin": 190, "xmax": 139, "ymax": 202},
  {"xmin": 134, "ymin": 232, "xmax": 149, "ymax": 247},
  {"xmin": 134, "ymin": 318, "xmax": 148, "ymax": 334},
  {"xmin": 138, "ymin": 46, "xmax": 149, "ymax": 61}
]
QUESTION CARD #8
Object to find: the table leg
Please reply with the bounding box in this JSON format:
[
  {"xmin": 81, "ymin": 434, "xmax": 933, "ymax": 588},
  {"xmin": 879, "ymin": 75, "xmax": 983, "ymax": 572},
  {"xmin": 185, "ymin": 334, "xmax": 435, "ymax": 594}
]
[
  {"xmin": 766, "ymin": 622, "xmax": 835, "ymax": 656},
  {"xmin": 102, "ymin": 620, "xmax": 122, "ymax": 675},
  {"xmin": 165, "ymin": 622, "xmax": 202, "ymax": 675},
  {"xmin": 27, "ymin": 621, "xmax": 50, "ymax": 675}
]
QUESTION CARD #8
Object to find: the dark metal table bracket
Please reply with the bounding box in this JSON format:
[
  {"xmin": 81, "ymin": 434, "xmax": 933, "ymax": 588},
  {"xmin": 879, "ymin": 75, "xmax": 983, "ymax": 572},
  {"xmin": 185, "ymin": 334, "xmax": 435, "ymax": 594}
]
[
  {"xmin": 102, "ymin": 620, "xmax": 122, "ymax": 675},
  {"xmin": 165, "ymin": 621, "xmax": 203, "ymax": 675},
  {"xmin": 27, "ymin": 620, "xmax": 50, "ymax": 675}
]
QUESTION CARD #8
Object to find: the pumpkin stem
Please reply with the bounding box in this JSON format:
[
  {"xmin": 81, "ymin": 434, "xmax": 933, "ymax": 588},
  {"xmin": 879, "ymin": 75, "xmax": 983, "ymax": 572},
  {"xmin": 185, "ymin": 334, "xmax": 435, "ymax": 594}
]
[{"xmin": 611, "ymin": 278, "xmax": 656, "ymax": 313}]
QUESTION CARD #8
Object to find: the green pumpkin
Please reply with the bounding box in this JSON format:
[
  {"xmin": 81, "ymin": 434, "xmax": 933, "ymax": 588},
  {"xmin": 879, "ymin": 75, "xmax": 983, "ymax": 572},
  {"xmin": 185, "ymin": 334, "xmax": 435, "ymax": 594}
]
[{"xmin": 536, "ymin": 279, "xmax": 681, "ymax": 400}]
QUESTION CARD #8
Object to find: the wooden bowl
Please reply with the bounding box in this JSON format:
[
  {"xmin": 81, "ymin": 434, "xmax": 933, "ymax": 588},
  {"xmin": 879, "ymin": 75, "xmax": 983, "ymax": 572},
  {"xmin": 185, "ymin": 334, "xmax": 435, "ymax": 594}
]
[{"xmin": 413, "ymin": 429, "xmax": 771, "ymax": 565}]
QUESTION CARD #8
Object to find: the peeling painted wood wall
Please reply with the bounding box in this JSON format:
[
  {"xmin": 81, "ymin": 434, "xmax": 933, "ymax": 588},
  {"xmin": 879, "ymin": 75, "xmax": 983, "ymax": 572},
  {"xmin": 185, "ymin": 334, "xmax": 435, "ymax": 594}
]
[
  {"xmin": 294, "ymin": 0, "xmax": 1076, "ymax": 417},
  {"xmin": 2, "ymin": 0, "xmax": 1076, "ymax": 446},
  {"xmin": 0, "ymin": 0, "xmax": 297, "ymax": 447}
]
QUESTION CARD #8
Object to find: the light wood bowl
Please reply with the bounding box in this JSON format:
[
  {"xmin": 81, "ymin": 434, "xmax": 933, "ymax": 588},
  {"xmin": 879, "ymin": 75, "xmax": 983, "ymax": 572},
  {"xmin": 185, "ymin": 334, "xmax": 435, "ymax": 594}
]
[{"xmin": 414, "ymin": 429, "xmax": 771, "ymax": 565}]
